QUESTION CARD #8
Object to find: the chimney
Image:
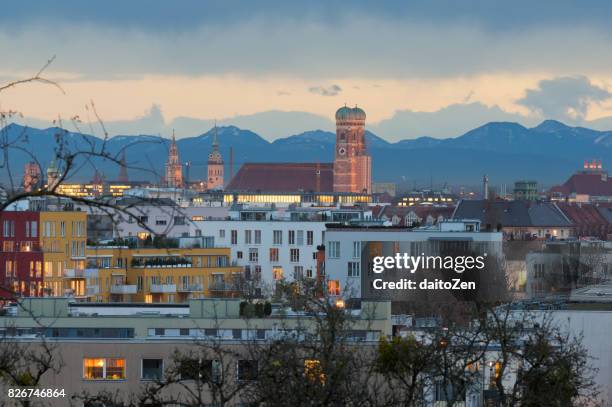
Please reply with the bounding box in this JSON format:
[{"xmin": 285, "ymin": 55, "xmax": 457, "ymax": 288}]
[{"xmin": 483, "ymin": 174, "xmax": 489, "ymax": 200}]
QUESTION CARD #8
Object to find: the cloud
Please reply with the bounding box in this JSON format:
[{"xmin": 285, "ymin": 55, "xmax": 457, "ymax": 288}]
[
  {"xmin": 308, "ymin": 84, "xmax": 342, "ymax": 97},
  {"xmin": 517, "ymin": 76, "xmax": 612, "ymax": 122}
]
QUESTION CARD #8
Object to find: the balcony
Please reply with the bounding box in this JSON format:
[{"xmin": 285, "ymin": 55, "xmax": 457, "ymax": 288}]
[
  {"xmin": 177, "ymin": 284, "xmax": 203, "ymax": 292},
  {"xmin": 86, "ymin": 286, "xmax": 100, "ymax": 296},
  {"xmin": 63, "ymin": 269, "xmax": 86, "ymax": 279},
  {"xmin": 149, "ymin": 284, "xmax": 176, "ymax": 293},
  {"xmin": 110, "ymin": 284, "xmax": 138, "ymax": 295},
  {"xmin": 208, "ymin": 282, "xmax": 239, "ymax": 292}
]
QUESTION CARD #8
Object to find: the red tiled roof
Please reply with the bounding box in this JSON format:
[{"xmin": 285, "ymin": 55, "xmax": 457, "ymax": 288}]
[
  {"xmin": 226, "ymin": 163, "xmax": 334, "ymax": 193},
  {"xmin": 550, "ymin": 172, "xmax": 612, "ymax": 197},
  {"xmin": 556, "ymin": 202, "xmax": 612, "ymax": 238}
]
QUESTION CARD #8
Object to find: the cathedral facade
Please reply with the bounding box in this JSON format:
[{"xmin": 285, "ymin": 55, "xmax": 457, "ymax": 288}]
[
  {"xmin": 332, "ymin": 106, "xmax": 371, "ymax": 194},
  {"xmin": 226, "ymin": 105, "xmax": 372, "ymax": 195}
]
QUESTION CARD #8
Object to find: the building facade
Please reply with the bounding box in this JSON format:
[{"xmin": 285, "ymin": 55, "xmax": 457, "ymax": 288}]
[
  {"xmin": 333, "ymin": 106, "xmax": 371, "ymax": 194},
  {"xmin": 85, "ymin": 246, "xmax": 242, "ymax": 303},
  {"xmin": 207, "ymin": 128, "xmax": 224, "ymax": 190},
  {"xmin": 0, "ymin": 210, "xmax": 87, "ymax": 299},
  {"xmin": 323, "ymin": 220, "xmax": 503, "ymax": 300},
  {"xmin": 165, "ymin": 133, "xmax": 183, "ymax": 188}
]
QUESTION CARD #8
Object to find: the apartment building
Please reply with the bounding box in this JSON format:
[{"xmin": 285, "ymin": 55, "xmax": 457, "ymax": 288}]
[
  {"xmin": 323, "ymin": 219, "xmax": 503, "ymax": 300},
  {"xmin": 85, "ymin": 246, "xmax": 243, "ymax": 303},
  {"xmin": 0, "ymin": 210, "xmax": 87, "ymax": 299},
  {"xmin": 0, "ymin": 297, "xmax": 391, "ymax": 406}
]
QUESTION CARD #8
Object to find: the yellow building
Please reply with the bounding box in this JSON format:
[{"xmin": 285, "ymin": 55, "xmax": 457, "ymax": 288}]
[
  {"xmin": 39, "ymin": 211, "xmax": 88, "ymax": 298},
  {"xmin": 85, "ymin": 246, "xmax": 243, "ymax": 303}
]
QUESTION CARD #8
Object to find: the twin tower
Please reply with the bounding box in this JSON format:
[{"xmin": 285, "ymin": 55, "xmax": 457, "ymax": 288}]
[{"xmin": 333, "ymin": 106, "xmax": 372, "ymax": 194}]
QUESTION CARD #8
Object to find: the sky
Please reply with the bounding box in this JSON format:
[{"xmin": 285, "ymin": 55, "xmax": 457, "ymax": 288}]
[{"xmin": 1, "ymin": 1, "xmax": 612, "ymax": 141}]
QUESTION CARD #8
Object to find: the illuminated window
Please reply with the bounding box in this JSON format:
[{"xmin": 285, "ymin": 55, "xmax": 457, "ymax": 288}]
[
  {"xmin": 273, "ymin": 267, "xmax": 283, "ymax": 281},
  {"xmin": 191, "ymin": 216, "xmax": 204, "ymax": 221},
  {"xmin": 83, "ymin": 358, "xmax": 125, "ymax": 380},
  {"xmin": 328, "ymin": 280, "xmax": 340, "ymax": 296},
  {"xmin": 269, "ymin": 248, "xmax": 279, "ymax": 262},
  {"xmin": 304, "ymin": 359, "xmax": 325, "ymax": 384}
]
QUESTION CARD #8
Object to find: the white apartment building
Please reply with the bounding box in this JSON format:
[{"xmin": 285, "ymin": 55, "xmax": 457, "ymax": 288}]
[
  {"xmin": 324, "ymin": 220, "xmax": 504, "ymax": 299},
  {"xmin": 190, "ymin": 219, "xmax": 326, "ymax": 287}
]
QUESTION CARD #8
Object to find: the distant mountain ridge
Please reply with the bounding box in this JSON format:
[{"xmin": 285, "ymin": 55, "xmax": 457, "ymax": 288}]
[{"xmin": 1, "ymin": 120, "xmax": 611, "ymax": 186}]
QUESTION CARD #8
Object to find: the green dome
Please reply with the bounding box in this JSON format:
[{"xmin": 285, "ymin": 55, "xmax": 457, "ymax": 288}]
[{"xmin": 335, "ymin": 105, "xmax": 366, "ymax": 121}]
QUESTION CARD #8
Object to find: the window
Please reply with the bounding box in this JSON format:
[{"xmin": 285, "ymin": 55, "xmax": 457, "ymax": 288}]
[
  {"xmin": 273, "ymin": 267, "xmax": 284, "ymax": 281},
  {"xmin": 60, "ymin": 221, "xmax": 65, "ymax": 237},
  {"xmin": 155, "ymin": 328, "xmax": 165, "ymax": 336},
  {"xmin": 244, "ymin": 230, "xmax": 252, "ymax": 244},
  {"xmin": 173, "ymin": 216, "xmax": 185, "ymax": 225},
  {"xmin": 249, "ymin": 248, "xmax": 259, "ymax": 263},
  {"xmin": 307, "ymin": 231, "xmax": 314, "ymax": 245},
  {"xmin": 269, "ymin": 248, "xmax": 279, "ymax": 262},
  {"xmin": 304, "ymin": 359, "xmax": 325, "ymax": 384},
  {"xmin": 232, "ymin": 329, "xmax": 242, "ymax": 339},
  {"xmin": 139, "ymin": 216, "xmax": 149, "ymax": 224},
  {"xmin": 155, "ymin": 218, "xmax": 167, "ymax": 226},
  {"xmin": 273, "ymin": 230, "xmax": 282, "ymax": 245},
  {"xmin": 297, "ymin": 230, "xmax": 304, "ymax": 246},
  {"xmin": 204, "ymin": 328, "xmax": 218, "ymax": 337},
  {"xmin": 191, "ymin": 215, "xmax": 204, "ymax": 221},
  {"xmin": 219, "ymin": 229, "xmax": 225, "ymax": 238},
  {"xmin": 31, "ymin": 221, "xmax": 38, "ymax": 238},
  {"xmin": 348, "ymin": 261, "xmax": 360, "ymax": 277},
  {"xmin": 290, "ymin": 248, "xmax": 300, "ymax": 263},
  {"xmin": 179, "ymin": 359, "xmax": 220, "ymax": 382},
  {"xmin": 180, "ymin": 328, "xmax": 190, "ymax": 336},
  {"xmin": 352, "ymin": 241, "xmax": 361, "ymax": 258},
  {"xmin": 254, "ymin": 230, "xmax": 261, "ymax": 245},
  {"xmin": 83, "ymin": 358, "xmax": 125, "ymax": 380},
  {"xmin": 142, "ymin": 359, "xmax": 163, "ymax": 380},
  {"xmin": 237, "ymin": 360, "xmax": 258, "ymax": 381},
  {"xmin": 328, "ymin": 280, "xmax": 340, "ymax": 296},
  {"xmin": 237, "ymin": 251, "xmax": 243, "ymax": 259},
  {"xmin": 288, "ymin": 230, "xmax": 296, "ymax": 245},
  {"xmin": 328, "ymin": 241, "xmax": 340, "ymax": 258},
  {"xmin": 294, "ymin": 266, "xmax": 304, "ymax": 280},
  {"xmin": 231, "ymin": 230, "xmax": 238, "ymax": 245}
]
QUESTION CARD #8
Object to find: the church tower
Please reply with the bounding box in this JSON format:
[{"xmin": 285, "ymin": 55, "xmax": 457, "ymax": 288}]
[
  {"xmin": 333, "ymin": 105, "xmax": 371, "ymax": 194},
  {"xmin": 207, "ymin": 125, "xmax": 224, "ymax": 190},
  {"xmin": 165, "ymin": 131, "xmax": 183, "ymax": 188}
]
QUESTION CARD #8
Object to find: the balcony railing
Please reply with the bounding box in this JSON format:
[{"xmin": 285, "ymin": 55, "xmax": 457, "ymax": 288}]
[
  {"xmin": 63, "ymin": 269, "xmax": 86, "ymax": 278},
  {"xmin": 86, "ymin": 286, "xmax": 100, "ymax": 296},
  {"xmin": 177, "ymin": 284, "xmax": 203, "ymax": 292},
  {"xmin": 208, "ymin": 282, "xmax": 240, "ymax": 292},
  {"xmin": 149, "ymin": 284, "xmax": 176, "ymax": 293},
  {"xmin": 110, "ymin": 284, "xmax": 138, "ymax": 295}
]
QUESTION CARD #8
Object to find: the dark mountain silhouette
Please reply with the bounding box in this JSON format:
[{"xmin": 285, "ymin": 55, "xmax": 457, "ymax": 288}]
[{"xmin": 1, "ymin": 120, "xmax": 611, "ymax": 186}]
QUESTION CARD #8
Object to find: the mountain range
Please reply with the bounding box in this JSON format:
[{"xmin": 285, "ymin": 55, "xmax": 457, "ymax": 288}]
[{"xmin": 1, "ymin": 120, "xmax": 611, "ymax": 188}]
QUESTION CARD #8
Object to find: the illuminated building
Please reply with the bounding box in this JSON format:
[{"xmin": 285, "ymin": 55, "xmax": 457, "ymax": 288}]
[
  {"xmin": 549, "ymin": 159, "xmax": 612, "ymax": 203},
  {"xmin": 226, "ymin": 106, "xmax": 372, "ymax": 196},
  {"xmin": 207, "ymin": 125, "xmax": 224, "ymax": 190},
  {"xmin": 0, "ymin": 210, "xmax": 87, "ymax": 299},
  {"xmin": 22, "ymin": 161, "xmax": 41, "ymax": 192},
  {"xmin": 165, "ymin": 131, "xmax": 183, "ymax": 188},
  {"xmin": 84, "ymin": 246, "xmax": 242, "ymax": 303},
  {"xmin": 333, "ymin": 106, "xmax": 372, "ymax": 194}
]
